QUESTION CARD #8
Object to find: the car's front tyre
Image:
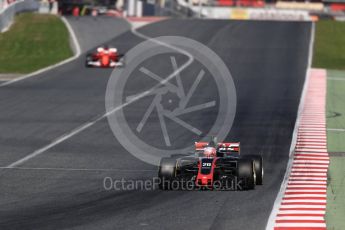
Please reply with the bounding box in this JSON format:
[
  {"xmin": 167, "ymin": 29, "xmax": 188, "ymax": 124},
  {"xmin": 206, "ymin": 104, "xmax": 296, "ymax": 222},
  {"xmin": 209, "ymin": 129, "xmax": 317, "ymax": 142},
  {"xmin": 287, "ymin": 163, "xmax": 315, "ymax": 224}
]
[{"xmin": 243, "ymin": 155, "xmax": 263, "ymax": 185}]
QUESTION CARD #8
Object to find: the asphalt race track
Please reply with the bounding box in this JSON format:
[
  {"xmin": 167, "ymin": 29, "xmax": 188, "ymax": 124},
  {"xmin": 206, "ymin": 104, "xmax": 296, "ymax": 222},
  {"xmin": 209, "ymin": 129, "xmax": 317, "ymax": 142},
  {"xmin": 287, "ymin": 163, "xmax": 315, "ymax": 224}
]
[
  {"xmin": 0, "ymin": 18, "xmax": 312, "ymax": 230},
  {"xmin": 67, "ymin": 16, "xmax": 130, "ymax": 52}
]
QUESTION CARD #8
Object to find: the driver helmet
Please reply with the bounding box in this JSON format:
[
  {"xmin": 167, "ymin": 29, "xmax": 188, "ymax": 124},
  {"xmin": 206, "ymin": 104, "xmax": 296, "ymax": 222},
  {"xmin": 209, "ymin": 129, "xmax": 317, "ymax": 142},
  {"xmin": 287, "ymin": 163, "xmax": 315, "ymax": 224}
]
[{"xmin": 204, "ymin": 147, "xmax": 216, "ymax": 157}]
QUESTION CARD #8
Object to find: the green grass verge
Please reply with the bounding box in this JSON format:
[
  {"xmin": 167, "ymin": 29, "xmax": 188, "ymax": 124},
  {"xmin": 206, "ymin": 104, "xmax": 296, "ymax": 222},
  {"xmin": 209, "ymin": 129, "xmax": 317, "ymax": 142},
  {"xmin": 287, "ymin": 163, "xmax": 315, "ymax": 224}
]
[
  {"xmin": 313, "ymin": 20, "xmax": 345, "ymax": 70},
  {"xmin": 0, "ymin": 13, "xmax": 73, "ymax": 74},
  {"xmin": 326, "ymin": 70, "xmax": 345, "ymax": 152},
  {"xmin": 326, "ymin": 157, "xmax": 345, "ymax": 230},
  {"xmin": 326, "ymin": 69, "xmax": 345, "ymax": 230}
]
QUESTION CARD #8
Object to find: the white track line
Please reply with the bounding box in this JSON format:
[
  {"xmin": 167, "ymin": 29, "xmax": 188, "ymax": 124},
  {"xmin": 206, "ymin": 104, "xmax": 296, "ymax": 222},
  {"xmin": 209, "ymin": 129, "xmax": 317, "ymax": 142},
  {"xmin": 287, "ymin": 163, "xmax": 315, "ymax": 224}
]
[
  {"xmin": 265, "ymin": 22, "xmax": 315, "ymax": 230},
  {"xmin": 282, "ymin": 200, "xmax": 326, "ymax": 204},
  {"xmin": 293, "ymin": 160, "xmax": 329, "ymax": 164},
  {"xmin": 5, "ymin": 19, "xmax": 194, "ymax": 169},
  {"xmin": 278, "ymin": 210, "xmax": 325, "ymax": 215},
  {"xmin": 288, "ymin": 181, "xmax": 327, "ymax": 185},
  {"xmin": 284, "ymin": 194, "xmax": 327, "ymax": 198},
  {"xmin": 294, "ymin": 156, "xmax": 329, "ymax": 159},
  {"xmin": 287, "ymin": 185, "xmax": 327, "ymax": 189},
  {"xmin": 0, "ymin": 166, "xmax": 155, "ymax": 172},
  {"xmin": 0, "ymin": 0, "xmax": 25, "ymax": 32},
  {"xmin": 274, "ymin": 223, "xmax": 326, "ymax": 228},
  {"xmin": 327, "ymin": 128, "xmax": 345, "ymax": 132},
  {"xmin": 286, "ymin": 189, "xmax": 326, "ymax": 193},
  {"xmin": 290, "ymin": 173, "xmax": 327, "ymax": 177},
  {"xmin": 279, "ymin": 205, "xmax": 326, "ymax": 209},
  {"xmin": 294, "ymin": 152, "xmax": 328, "ymax": 156},
  {"xmin": 289, "ymin": 178, "xmax": 327, "ymax": 182},
  {"xmin": 0, "ymin": 17, "xmax": 81, "ymax": 87},
  {"xmin": 328, "ymin": 77, "xmax": 345, "ymax": 81},
  {"xmin": 276, "ymin": 216, "xmax": 324, "ymax": 220},
  {"xmin": 291, "ymin": 168, "xmax": 328, "ymax": 172},
  {"xmin": 292, "ymin": 164, "xmax": 329, "ymax": 167}
]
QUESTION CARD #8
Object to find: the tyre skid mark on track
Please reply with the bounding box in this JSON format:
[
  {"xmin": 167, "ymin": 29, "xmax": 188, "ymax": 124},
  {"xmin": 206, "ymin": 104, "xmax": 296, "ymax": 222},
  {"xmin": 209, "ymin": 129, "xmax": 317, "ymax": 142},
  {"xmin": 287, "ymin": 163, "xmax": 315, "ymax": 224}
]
[
  {"xmin": 3, "ymin": 17, "xmax": 192, "ymax": 169},
  {"xmin": 0, "ymin": 166, "xmax": 156, "ymax": 172},
  {"xmin": 272, "ymin": 69, "xmax": 329, "ymax": 229},
  {"xmin": 266, "ymin": 22, "xmax": 316, "ymax": 230}
]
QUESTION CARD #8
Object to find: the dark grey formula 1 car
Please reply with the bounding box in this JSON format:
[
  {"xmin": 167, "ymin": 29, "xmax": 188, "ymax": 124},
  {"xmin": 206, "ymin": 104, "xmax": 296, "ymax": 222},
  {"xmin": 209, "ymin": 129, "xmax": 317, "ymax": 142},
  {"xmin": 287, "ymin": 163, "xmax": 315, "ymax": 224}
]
[{"xmin": 158, "ymin": 138, "xmax": 263, "ymax": 190}]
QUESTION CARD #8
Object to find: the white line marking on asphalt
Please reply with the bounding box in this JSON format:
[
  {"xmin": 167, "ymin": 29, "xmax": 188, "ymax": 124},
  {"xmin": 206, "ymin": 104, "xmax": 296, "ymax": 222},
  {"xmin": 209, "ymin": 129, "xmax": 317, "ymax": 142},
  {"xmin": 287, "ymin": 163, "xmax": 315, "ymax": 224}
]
[
  {"xmin": 297, "ymin": 133, "xmax": 326, "ymax": 136},
  {"xmin": 297, "ymin": 138, "xmax": 327, "ymax": 141},
  {"xmin": 284, "ymin": 194, "xmax": 327, "ymax": 198},
  {"xmin": 286, "ymin": 189, "xmax": 326, "ymax": 193},
  {"xmin": 278, "ymin": 210, "xmax": 325, "ymax": 215},
  {"xmin": 274, "ymin": 223, "xmax": 326, "ymax": 228},
  {"xmin": 294, "ymin": 152, "xmax": 328, "ymax": 156},
  {"xmin": 0, "ymin": 166, "xmax": 156, "ymax": 172},
  {"xmin": 328, "ymin": 77, "xmax": 345, "ymax": 81},
  {"xmin": 296, "ymin": 146, "xmax": 327, "ymax": 149},
  {"xmin": 327, "ymin": 128, "xmax": 345, "ymax": 132},
  {"xmin": 289, "ymin": 177, "xmax": 327, "ymax": 181},
  {"xmin": 292, "ymin": 165, "xmax": 328, "ymax": 168},
  {"xmin": 276, "ymin": 216, "xmax": 324, "ymax": 220},
  {"xmin": 294, "ymin": 150, "xmax": 328, "ymax": 154},
  {"xmin": 298, "ymin": 129, "xmax": 326, "ymax": 132},
  {"xmin": 291, "ymin": 168, "xmax": 328, "ymax": 172},
  {"xmin": 287, "ymin": 183, "xmax": 327, "ymax": 189},
  {"xmin": 282, "ymin": 200, "xmax": 326, "ymax": 203},
  {"xmin": 5, "ymin": 19, "xmax": 195, "ymax": 169},
  {"xmin": 288, "ymin": 181, "xmax": 327, "ymax": 185},
  {"xmin": 280, "ymin": 205, "xmax": 326, "ymax": 209},
  {"xmin": 295, "ymin": 148, "xmax": 328, "ymax": 151},
  {"xmin": 294, "ymin": 153, "xmax": 329, "ymax": 157},
  {"xmin": 297, "ymin": 136, "xmax": 326, "ymax": 139},
  {"xmin": 293, "ymin": 160, "xmax": 329, "ymax": 164},
  {"xmin": 294, "ymin": 156, "xmax": 329, "ymax": 160},
  {"xmin": 290, "ymin": 173, "xmax": 327, "ymax": 176},
  {"xmin": 296, "ymin": 141, "xmax": 327, "ymax": 145},
  {"xmin": 265, "ymin": 23, "xmax": 319, "ymax": 230},
  {"xmin": 0, "ymin": 17, "xmax": 81, "ymax": 87},
  {"xmin": 0, "ymin": 0, "xmax": 25, "ymax": 32},
  {"xmin": 299, "ymin": 122, "xmax": 325, "ymax": 124}
]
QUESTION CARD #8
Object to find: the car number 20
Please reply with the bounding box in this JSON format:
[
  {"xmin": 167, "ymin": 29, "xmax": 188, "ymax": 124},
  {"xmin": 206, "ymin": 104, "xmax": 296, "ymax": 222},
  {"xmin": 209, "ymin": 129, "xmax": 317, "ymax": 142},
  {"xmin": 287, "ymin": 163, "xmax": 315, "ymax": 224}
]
[{"xmin": 202, "ymin": 162, "xmax": 212, "ymax": 167}]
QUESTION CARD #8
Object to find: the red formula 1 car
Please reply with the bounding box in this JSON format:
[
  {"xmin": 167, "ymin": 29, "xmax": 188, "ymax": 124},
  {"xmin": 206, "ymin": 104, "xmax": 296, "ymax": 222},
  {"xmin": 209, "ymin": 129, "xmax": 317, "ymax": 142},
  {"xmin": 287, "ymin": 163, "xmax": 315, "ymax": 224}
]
[
  {"xmin": 158, "ymin": 138, "xmax": 263, "ymax": 190},
  {"xmin": 85, "ymin": 46, "xmax": 124, "ymax": 68}
]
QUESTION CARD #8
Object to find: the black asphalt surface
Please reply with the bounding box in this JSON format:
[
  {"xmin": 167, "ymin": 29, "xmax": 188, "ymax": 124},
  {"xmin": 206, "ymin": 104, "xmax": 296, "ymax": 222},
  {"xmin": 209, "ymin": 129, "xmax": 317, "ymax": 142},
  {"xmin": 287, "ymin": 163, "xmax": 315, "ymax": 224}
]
[
  {"xmin": 67, "ymin": 16, "xmax": 130, "ymax": 52},
  {"xmin": 0, "ymin": 18, "xmax": 312, "ymax": 230}
]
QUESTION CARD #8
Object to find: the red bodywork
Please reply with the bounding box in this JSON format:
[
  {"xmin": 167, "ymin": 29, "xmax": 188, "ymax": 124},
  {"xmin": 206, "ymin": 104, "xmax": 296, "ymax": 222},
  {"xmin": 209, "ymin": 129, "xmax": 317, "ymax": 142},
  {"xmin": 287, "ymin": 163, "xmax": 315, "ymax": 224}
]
[
  {"xmin": 86, "ymin": 47, "xmax": 122, "ymax": 68},
  {"xmin": 195, "ymin": 142, "xmax": 240, "ymax": 152},
  {"xmin": 93, "ymin": 50, "xmax": 119, "ymax": 67},
  {"xmin": 196, "ymin": 157, "xmax": 217, "ymax": 186},
  {"xmin": 194, "ymin": 142, "xmax": 240, "ymax": 186}
]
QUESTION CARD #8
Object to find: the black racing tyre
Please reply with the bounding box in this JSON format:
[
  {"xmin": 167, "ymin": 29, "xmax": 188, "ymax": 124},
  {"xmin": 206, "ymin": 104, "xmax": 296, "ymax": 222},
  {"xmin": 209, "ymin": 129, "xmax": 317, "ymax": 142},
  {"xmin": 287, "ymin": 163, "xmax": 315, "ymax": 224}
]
[
  {"xmin": 237, "ymin": 159, "xmax": 256, "ymax": 190},
  {"xmin": 242, "ymin": 155, "xmax": 263, "ymax": 185},
  {"xmin": 158, "ymin": 157, "xmax": 177, "ymax": 190}
]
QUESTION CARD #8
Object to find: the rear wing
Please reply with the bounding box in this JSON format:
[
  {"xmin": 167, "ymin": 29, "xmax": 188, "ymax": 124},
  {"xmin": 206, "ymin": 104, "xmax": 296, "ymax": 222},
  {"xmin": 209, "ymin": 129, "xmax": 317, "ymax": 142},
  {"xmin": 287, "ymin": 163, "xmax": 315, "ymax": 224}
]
[
  {"xmin": 218, "ymin": 142, "xmax": 240, "ymax": 154},
  {"xmin": 195, "ymin": 142, "xmax": 240, "ymax": 154}
]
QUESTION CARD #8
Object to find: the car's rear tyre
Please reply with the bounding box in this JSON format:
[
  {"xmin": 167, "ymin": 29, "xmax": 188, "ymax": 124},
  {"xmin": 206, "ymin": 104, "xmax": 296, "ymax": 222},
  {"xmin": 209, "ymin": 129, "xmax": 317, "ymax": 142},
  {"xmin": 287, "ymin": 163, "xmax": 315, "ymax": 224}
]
[
  {"xmin": 237, "ymin": 159, "xmax": 256, "ymax": 190},
  {"xmin": 243, "ymin": 155, "xmax": 263, "ymax": 185},
  {"xmin": 158, "ymin": 157, "xmax": 177, "ymax": 190}
]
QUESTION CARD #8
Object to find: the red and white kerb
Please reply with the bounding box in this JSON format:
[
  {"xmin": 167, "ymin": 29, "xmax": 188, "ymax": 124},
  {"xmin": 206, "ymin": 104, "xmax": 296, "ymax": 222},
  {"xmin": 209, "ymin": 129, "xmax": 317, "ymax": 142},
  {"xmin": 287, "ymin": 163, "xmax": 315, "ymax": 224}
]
[{"xmin": 274, "ymin": 69, "xmax": 329, "ymax": 230}]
